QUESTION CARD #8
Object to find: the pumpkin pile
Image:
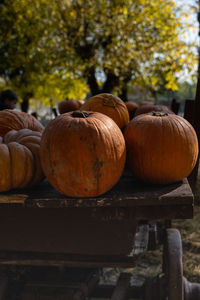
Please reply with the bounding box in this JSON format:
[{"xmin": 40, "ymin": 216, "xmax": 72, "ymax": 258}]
[
  {"xmin": 0, "ymin": 94, "xmax": 198, "ymax": 196},
  {"xmin": 40, "ymin": 110, "xmax": 126, "ymax": 197},
  {"xmin": 0, "ymin": 128, "xmax": 44, "ymax": 192}
]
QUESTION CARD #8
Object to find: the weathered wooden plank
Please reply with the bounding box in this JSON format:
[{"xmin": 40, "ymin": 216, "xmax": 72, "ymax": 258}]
[
  {"xmin": 91, "ymin": 204, "xmax": 193, "ymax": 220},
  {"xmin": 0, "ymin": 253, "xmax": 143, "ymax": 268},
  {"xmin": 0, "ymin": 222, "xmax": 149, "ymax": 268},
  {"xmin": 0, "ymin": 277, "xmax": 8, "ymax": 300},
  {"xmin": 0, "ymin": 176, "xmax": 193, "ymax": 208},
  {"xmin": 21, "ymin": 267, "xmax": 99, "ymax": 300},
  {"xmin": 91, "ymin": 284, "xmax": 142, "ymax": 299},
  {"xmin": 0, "ymin": 201, "xmax": 192, "ymax": 256},
  {"xmin": 0, "ymin": 208, "xmax": 137, "ymax": 255}
]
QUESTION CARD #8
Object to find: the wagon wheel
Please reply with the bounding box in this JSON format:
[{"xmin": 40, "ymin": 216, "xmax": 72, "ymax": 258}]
[{"xmin": 162, "ymin": 228, "xmax": 184, "ymax": 300}]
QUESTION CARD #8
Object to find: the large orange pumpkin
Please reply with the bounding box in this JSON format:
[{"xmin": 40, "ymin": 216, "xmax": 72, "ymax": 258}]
[
  {"xmin": 58, "ymin": 98, "xmax": 82, "ymax": 114},
  {"xmin": 124, "ymin": 111, "xmax": 198, "ymax": 184},
  {"xmin": 0, "ymin": 128, "xmax": 44, "ymax": 192},
  {"xmin": 40, "ymin": 111, "xmax": 126, "ymax": 197},
  {"xmin": 80, "ymin": 93, "xmax": 129, "ymax": 130},
  {"xmin": 0, "ymin": 109, "xmax": 44, "ymax": 137}
]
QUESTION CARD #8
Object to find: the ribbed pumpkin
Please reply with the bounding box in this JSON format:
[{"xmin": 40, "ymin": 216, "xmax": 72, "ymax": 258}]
[
  {"xmin": 0, "ymin": 128, "xmax": 44, "ymax": 192},
  {"xmin": 0, "ymin": 109, "xmax": 44, "ymax": 137},
  {"xmin": 134, "ymin": 104, "xmax": 173, "ymax": 117},
  {"xmin": 125, "ymin": 101, "xmax": 139, "ymax": 120},
  {"xmin": 124, "ymin": 111, "xmax": 198, "ymax": 184},
  {"xmin": 40, "ymin": 111, "xmax": 126, "ymax": 197},
  {"xmin": 58, "ymin": 98, "xmax": 82, "ymax": 114},
  {"xmin": 80, "ymin": 93, "xmax": 129, "ymax": 130}
]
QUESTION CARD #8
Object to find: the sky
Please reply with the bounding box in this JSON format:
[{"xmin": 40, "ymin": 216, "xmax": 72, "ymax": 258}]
[
  {"xmin": 176, "ymin": 0, "xmax": 199, "ymax": 44},
  {"xmin": 174, "ymin": 0, "xmax": 199, "ymax": 82}
]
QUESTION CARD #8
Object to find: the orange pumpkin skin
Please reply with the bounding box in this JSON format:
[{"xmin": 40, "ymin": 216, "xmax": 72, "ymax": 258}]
[
  {"xmin": 58, "ymin": 99, "xmax": 82, "ymax": 114},
  {"xmin": 125, "ymin": 101, "xmax": 139, "ymax": 120},
  {"xmin": 139, "ymin": 101, "xmax": 152, "ymax": 106},
  {"xmin": 0, "ymin": 109, "xmax": 44, "ymax": 137},
  {"xmin": 134, "ymin": 104, "xmax": 173, "ymax": 117},
  {"xmin": 0, "ymin": 128, "xmax": 44, "ymax": 192},
  {"xmin": 40, "ymin": 111, "xmax": 126, "ymax": 197},
  {"xmin": 124, "ymin": 112, "xmax": 199, "ymax": 184},
  {"xmin": 80, "ymin": 93, "xmax": 129, "ymax": 130}
]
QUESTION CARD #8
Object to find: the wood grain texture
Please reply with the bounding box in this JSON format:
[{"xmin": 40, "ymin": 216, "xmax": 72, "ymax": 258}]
[
  {"xmin": 0, "ymin": 172, "xmax": 194, "ymax": 259},
  {"xmin": 0, "ymin": 174, "xmax": 194, "ymax": 209}
]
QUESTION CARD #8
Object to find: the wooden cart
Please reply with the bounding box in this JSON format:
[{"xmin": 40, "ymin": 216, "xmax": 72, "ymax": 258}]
[
  {"xmin": 0, "ymin": 73, "xmax": 200, "ymax": 299},
  {"xmin": 0, "ymin": 170, "xmax": 199, "ymax": 299}
]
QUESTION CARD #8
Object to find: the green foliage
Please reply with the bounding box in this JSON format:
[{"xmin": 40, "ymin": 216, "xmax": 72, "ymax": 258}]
[
  {"xmin": 0, "ymin": 0, "xmax": 198, "ymax": 111},
  {"xmin": 33, "ymin": 72, "xmax": 89, "ymax": 106},
  {"xmin": 49, "ymin": 0, "xmax": 197, "ymax": 94}
]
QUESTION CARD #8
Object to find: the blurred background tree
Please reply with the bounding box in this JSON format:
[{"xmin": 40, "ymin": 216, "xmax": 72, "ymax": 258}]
[{"xmin": 0, "ymin": 0, "xmax": 198, "ymax": 113}]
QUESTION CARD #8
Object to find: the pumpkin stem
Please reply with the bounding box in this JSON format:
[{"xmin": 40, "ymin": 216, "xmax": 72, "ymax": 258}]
[
  {"xmin": 72, "ymin": 111, "xmax": 90, "ymax": 118},
  {"xmin": 103, "ymin": 95, "xmax": 117, "ymax": 108},
  {"xmin": 152, "ymin": 111, "xmax": 168, "ymax": 117}
]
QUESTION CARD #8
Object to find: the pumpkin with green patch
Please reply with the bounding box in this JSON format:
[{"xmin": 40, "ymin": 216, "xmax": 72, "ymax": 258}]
[{"xmin": 40, "ymin": 111, "xmax": 126, "ymax": 197}]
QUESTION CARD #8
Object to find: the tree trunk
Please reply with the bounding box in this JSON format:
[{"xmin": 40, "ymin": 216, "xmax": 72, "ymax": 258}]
[
  {"xmin": 118, "ymin": 74, "xmax": 132, "ymax": 102},
  {"xmin": 20, "ymin": 98, "xmax": 29, "ymax": 112},
  {"xmin": 102, "ymin": 72, "xmax": 119, "ymax": 93},
  {"xmin": 86, "ymin": 67, "xmax": 100, "ymax": 95},
  {"xmin": 86, "ymin": 68, "xmax": 120, "ymax": 96},
  {"xmin": 118, "ymin": 86, "xmax": 128, "ymax": 102},
  {"xmin": 20, "ymin": 93, "xmax": 32, "ymax": 112}
]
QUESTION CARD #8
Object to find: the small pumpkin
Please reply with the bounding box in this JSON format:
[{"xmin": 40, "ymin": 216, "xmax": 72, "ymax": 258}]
[
  {"xmin": 0, "ymin": 128, "xmax": 44, "ymax": 192},
  {"xmin": 58, "ymin": 98, "xmax": 82, "ymax": 114},
  {"xmin": 134, "ymin": 104, "xmax": 173, "ymax": 117},
  {"xmin": 0, "ymin": 109, "xmax": 44, "ymax": 137},
  {"xmin": 139, "ymin": 101, "xmax": 153, "ymax": 106},
  {"xmin": 80, "ymin": 93, "xmax": 129, "ymax": 130},
  {"xmin": 125, "ymin": 101, "xmax": 139, "ymax": 120},
  {"xmin": 40, "ymin": 111, "xmax": 126, "ymax": 197},
  {"xmin": 124, "ymin": 111, "xmax": 198, "ymax": 184}
]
